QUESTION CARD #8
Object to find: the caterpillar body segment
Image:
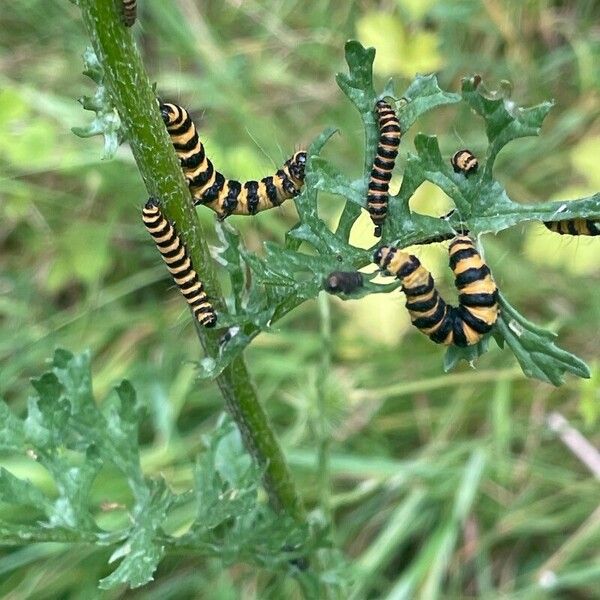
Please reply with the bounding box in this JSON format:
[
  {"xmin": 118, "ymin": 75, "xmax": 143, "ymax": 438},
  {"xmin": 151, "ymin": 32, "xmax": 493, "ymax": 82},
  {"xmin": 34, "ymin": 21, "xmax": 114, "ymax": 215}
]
[
  {"xmin": 160, "ymin": 102, "xmax": 306, "ymax": 219},
  {"xmin": 451, "ymin": 149, "xmax": 478, "ymax": 175},
  {"xmin": 543, "ymin": 219, "xmax": 600, "ymax": 236},
  {"xmin": 374, "ymin": 247, "xmax": 453, "ymax": 344},
  {"xmin": 447, "ymin": 236, "xmax": 498, "ymax": 346},
  {"xmin": 142, "ymin": 198, "xmax": 217, "ymax": 328},
  {"xmin": 121, "ymin": 0, "xmax": 136, "ymax": 26},
  {"xmin": 373, "ymin": 236, "xmax": 499, "ymax": 347},
  {"xmin": 367, "ymin": 100, "xmax": 402, "ymax": 237}
]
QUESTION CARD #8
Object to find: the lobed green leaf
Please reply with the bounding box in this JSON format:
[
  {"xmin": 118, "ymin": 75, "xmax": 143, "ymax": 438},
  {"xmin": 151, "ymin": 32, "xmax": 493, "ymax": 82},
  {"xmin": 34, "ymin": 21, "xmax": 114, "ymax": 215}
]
[
  {"xmin": 494, "ymin": 293, "xmax": 591, "ymax": 386},
  {"xmin": 0, "ymin": 352, "xmax": 326, "ymax": 588},
  {"xmin": 461, "ymin": 76, "xmax": 554, "ymax": 178},
  {"xmin": 99, "ymin": 480, "xmax": 174, "ymax": 589},
  {"xmin": 0, "ymin": 468, "xmax": 54, "ymax": 515},
  {"xmin": 399, "ymin": 74, "xmax": 461, "ymax": 131}
]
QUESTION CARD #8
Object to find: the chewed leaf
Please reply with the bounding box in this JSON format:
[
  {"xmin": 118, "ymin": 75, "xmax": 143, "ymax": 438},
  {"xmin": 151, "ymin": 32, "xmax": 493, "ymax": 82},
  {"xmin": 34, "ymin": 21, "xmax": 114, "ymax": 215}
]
[
  {"xmin": 311, "ymin": 157, "xmax": 364, "ymax": 208},
  {"xmin": 336, "ymin": 41, "xmax": 379, "ymax": 170},
  {"xmin": 399, "ymin": 74, "xmax": 461, "ymax": 131},
  {"xmin": 391, "ymin": 131, "xmax": 600, "ymax": 238},
  {"xmin": 99, "ymin": 480, "xmax": 173, "ymax": 590},
  {"xmin": 308, "ymin": 126, "xmax": 339, "ymax": 158},
  {"xmin": 298, "ymin": 127, "xmax": 339, "ymax": 221},
  {"xmin": 411, "ymin": 134, "xmax": 477, "ymax": 217},
  {"xmin": 464, "ymin": 191, "xmax": 600, "ymax": 235},
  {"xmin": 335, "ymin": 41, "xmax": 376, "ymax": 114},
  {"xmin": 494, "ymin": 293, "xmax": 590, "ymax": 386},
  {"xmin": 461, "ymin": 76, "xmax": 553, "ymax": 177}
]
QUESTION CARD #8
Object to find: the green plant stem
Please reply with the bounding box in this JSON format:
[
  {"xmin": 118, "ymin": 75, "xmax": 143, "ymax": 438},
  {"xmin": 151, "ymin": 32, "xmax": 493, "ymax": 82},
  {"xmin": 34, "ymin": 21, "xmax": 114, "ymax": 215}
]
[
  {"xmin": 316, "ymin": 292, "xmax": 332, "ymax": 522},
  {"xmin": 77, "ymin": 0, "xmax": 303, "ymax": 522}
]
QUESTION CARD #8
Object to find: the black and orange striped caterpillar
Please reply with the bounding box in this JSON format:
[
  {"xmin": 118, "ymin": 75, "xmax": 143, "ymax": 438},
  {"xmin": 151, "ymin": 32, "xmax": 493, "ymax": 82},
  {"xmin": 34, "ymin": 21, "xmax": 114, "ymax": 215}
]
[
  {"xmin": 367, "ymin": 99, "xmax": 402, "ymax": 238},
  {"xmin": 160, "ymin": 102, "xmax": 307, "ymax": 220},
  {"xmin": 142, "ymin": 198, "xmax": 217, "ymax": 328},
  {"xmin": 121, "ymin": 0, "xmax": 136, "ymax": 27},
  {"xmin": 374, "ymin": 236, "xmax": 498, "ymax": 346},
  {"xmin": 543, "ymin": 219, "xmax": 599, "ymax": 236},
  {"xmin": 451, "ymin": 149, "xmax": 478, "ymax": 175}
]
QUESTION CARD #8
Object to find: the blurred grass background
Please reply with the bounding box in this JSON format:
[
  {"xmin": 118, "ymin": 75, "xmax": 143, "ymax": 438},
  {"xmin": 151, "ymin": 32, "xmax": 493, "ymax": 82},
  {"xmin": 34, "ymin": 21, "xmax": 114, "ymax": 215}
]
[{"xmin": 1, "ymin": 0, "xmax": 599, "ymax": 597}]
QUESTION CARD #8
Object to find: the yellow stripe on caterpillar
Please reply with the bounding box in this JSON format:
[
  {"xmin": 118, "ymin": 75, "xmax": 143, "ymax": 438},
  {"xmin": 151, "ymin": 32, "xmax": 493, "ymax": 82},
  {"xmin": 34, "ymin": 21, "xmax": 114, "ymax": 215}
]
[
  {"xmin": 160, "ymin": 102, "xmax": 307, "ymax": 220},
  {"xmin": 142, "ymin": 197, "xmax": 217, "ymax": 328},
  {"xmin": 367, "ymin": 99, "xmax": 402, "ymax": 238},
  {"xmin": 373, "ymin": 236, "xmax": 498, "ymax": 347}
]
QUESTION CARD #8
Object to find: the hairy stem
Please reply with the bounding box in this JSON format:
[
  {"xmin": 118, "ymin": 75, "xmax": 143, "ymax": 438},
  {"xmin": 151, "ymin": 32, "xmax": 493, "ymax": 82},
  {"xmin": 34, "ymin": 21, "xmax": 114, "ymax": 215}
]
[{"xmin": 78, "ymin": 0, "xmax": 304, "ymax": 522}]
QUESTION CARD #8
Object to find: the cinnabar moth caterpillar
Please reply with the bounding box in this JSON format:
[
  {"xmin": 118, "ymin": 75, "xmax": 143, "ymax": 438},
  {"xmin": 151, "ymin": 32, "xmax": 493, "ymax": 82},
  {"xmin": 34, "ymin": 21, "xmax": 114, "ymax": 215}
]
[
  {"xmin": 324, "ymin": 271, "xmax": 364, "ymax": 294},
  {"xmin": 142, "ymin": 198, "xmax": 217, "ymax": 328},
  {"xmin": 160, "ymin": 102, "xmax": 306, "ymax": 220},
  {"xmin": 543, "ymin": 219, "xmax": 599, "ymax": 236},
  {"xmin": 451, "ymin": 149, "xmax": 478, "ymax": 175},
  {"xmin": 121, "ymin": 0, "xmax": 136, "ymax": 27},
  {"xmin": 367, "ymin": 99, "xmax": 402, "ymax": 237},
  {"xmin": 373, "ymin": 236, "xmax": 498, "ymax": 346}
]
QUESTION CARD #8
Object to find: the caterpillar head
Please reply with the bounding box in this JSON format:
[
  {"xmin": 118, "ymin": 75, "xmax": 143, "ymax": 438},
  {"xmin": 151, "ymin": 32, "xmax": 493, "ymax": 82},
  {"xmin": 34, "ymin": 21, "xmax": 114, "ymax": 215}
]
[
  {"xmin": 373, "ymin": 246, "xmax": 391, "ymax": 269},
  {"xmin": 324, "ymin": 272, "xmax": 342, "ymax": 292},
  {"xmin": 450, "ymin": 149, "xmax": 478, "ymax": 175},
  {"xmin": 159, "ymin": 102, "xmax": 177, "ymax": 126},
  {"xmin": 288, "ymin": 151, "xmax": 307, "ymax": 181},
  {"xmin": 200, "ymin": 312, "xmax": 217, "ymax": 328}
]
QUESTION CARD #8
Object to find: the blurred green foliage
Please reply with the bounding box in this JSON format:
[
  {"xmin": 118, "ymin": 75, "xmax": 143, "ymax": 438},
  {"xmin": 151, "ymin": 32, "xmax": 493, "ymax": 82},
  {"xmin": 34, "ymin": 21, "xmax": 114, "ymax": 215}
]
[
  {"xmin": 0, "ymin": 350, "xmax": 322, "ymax": 590},
  {"xmin": 1, "ymin": 0, "xmax": 599, "ymax": 597}
]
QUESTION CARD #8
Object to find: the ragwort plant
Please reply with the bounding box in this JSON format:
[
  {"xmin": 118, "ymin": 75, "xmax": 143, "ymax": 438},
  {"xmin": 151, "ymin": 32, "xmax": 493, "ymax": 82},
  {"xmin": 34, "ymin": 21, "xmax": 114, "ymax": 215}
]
[
  {"xmin": 1, "ymin": 0, "xmax": 599, "ymax": 594},
  {"xmin": 210, "ymin": 41, "xmax": 598, "ymax": 386}
]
